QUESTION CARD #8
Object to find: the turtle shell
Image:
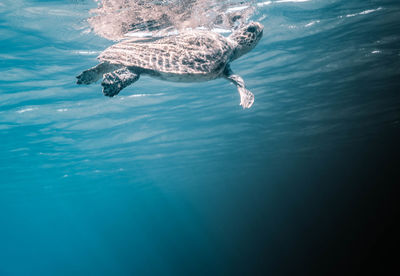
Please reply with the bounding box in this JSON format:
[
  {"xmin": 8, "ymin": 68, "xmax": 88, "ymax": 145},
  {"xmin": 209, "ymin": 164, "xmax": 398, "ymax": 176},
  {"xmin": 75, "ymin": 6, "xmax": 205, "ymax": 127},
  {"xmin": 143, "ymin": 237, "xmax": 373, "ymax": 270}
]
[{"xmin": 98, "ymin": 31, "xmax": 234, "ymax": 76}]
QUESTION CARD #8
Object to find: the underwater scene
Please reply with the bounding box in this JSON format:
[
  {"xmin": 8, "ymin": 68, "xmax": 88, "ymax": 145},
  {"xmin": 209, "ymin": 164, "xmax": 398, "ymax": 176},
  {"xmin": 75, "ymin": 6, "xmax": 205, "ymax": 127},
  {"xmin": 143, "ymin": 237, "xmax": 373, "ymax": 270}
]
[{"xmin": 0, "ymin": 0, "xmax": 399, "ymax": 275}]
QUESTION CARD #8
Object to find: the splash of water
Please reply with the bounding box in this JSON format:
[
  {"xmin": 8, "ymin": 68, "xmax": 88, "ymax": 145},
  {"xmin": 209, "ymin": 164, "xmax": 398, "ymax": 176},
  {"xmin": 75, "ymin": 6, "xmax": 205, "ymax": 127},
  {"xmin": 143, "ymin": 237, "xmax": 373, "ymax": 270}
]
[{"xmin": 88, "ymin": 0, "xmax": 257, "ymax": 41}]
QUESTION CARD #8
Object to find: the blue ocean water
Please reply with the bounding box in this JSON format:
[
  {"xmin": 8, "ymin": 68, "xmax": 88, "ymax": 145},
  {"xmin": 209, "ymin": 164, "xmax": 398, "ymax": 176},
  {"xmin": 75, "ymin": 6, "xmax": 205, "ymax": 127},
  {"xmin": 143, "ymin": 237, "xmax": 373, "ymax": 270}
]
[{"xmin": 0, "ymin": 0, "xmax": 399, "ymax": 275}]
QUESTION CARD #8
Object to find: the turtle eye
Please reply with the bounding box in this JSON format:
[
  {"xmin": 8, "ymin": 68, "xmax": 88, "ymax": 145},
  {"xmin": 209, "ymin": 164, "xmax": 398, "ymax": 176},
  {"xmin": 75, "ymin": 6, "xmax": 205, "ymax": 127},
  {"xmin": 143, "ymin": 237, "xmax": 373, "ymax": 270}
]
[{"xmin": 247, "ymin": 26, "xmax": 256, "ymax": 33}]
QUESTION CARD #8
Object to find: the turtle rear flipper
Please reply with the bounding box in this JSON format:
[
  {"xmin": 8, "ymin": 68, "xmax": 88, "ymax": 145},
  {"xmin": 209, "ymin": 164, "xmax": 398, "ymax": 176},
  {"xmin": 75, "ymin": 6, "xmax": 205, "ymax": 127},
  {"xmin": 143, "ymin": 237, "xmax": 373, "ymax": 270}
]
[
  {"xmin": 102, "ymin": 67, "xmax": 140, "ymax": 97},
  {"xmin": 76, "ymin": 62, "xmax": 120, "ymax": 85},
  {"xmin": 223, "ymin": 65, "xmax": 254, "ymax": 109}
]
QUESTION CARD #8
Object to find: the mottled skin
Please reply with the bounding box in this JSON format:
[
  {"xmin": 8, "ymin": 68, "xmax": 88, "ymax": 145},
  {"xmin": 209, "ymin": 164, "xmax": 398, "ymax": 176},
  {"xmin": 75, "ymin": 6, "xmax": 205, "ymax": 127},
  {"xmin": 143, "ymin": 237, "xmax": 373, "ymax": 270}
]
[{"xmin": 77, "ymin": 22, "xmax": 263, "ymax": 108}]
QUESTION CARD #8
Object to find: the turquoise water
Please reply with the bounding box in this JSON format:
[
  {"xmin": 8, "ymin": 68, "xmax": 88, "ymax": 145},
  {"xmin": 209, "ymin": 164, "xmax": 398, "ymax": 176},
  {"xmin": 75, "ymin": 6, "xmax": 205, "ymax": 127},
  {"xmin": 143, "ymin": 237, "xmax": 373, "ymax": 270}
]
[{"xmin": 1, "ymin": 0, "xmax": 399, "ymax": 275}]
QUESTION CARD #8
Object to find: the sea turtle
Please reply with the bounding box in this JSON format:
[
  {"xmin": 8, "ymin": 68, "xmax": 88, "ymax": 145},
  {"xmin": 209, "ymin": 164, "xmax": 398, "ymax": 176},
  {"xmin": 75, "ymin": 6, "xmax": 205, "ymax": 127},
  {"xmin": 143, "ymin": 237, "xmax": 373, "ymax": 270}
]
[{"xmin": 76, "ymin": 22, "xmax": 263, "ymax": 108}]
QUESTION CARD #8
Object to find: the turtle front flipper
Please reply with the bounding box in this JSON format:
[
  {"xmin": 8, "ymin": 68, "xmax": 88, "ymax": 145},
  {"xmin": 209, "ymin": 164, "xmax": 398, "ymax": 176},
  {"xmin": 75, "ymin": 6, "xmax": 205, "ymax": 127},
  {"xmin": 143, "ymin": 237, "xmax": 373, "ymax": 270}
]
[
  {"xmin": 76, "ymin": 62, "xmax": 120, "ymax": 85},
  {"xmin": 223, "ymin": 66, "xmax": 254, "ymax": 109},
  {"xmin": 102, "ymin": 67, "xmax": 140, "ymax": 97}
]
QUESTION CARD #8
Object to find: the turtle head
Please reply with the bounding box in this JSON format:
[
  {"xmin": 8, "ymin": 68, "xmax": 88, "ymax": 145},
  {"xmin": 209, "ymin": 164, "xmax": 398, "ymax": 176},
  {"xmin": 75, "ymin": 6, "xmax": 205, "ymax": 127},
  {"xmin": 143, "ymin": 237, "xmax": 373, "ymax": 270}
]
[{"xmin": 229, "ymin": 22, "xmax": 264, "ymax": 60}]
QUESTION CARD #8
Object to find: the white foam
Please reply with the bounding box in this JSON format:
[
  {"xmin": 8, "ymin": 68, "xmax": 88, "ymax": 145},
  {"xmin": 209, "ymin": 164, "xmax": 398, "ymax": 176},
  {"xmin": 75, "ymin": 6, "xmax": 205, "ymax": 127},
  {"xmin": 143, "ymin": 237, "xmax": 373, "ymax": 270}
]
[
  {"xmin": 305, "ymin": 20, "xmax": 320, "ymax": 27},
  {"xmin": 257, "ymin": 1, "xmax": 272, "ymax": 7},
  {"xmin": 226, "ymin": 6, "xmax": 249, "ymax": 13},
  {"xmin": 127, "ymin": 93, "xmax": 165, "ymax": 98},
  {"xmin": 257, "ymin": 0, "xmax": 310, "ymax": 7},
  {"xmin": 276, "ymin": 0, "xmax": 310, "ymax": 3},
  {"xmin": 345, "ymin": 7, "xmax": 382, "ymax": 18},
  {"xmin": 73, "ymin": 50, "xmax": 100, "ymax": 55},
  {"xmin": 17, "ymin": 107, "xmax": 37, "ymax": 114}
]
